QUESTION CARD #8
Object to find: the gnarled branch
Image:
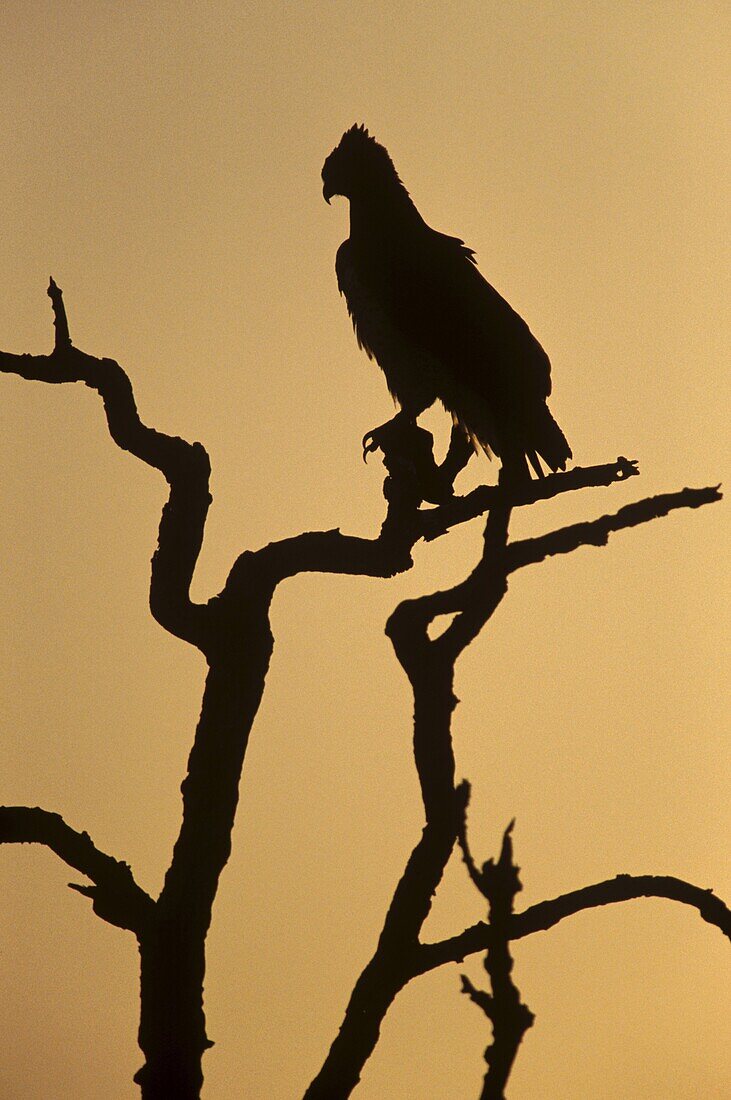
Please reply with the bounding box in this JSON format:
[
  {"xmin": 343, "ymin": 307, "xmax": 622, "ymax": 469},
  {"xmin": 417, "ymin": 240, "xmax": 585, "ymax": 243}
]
[
  {"xmin": 456, "ymin": 803, "xmax": 535, "ymax": 1100},
  {"xmin": 420, "ymin": 455, "xmax": 639, "ymax": 542},
  {"xmin": 418, "ymin": 874, "xmax": 731, "ymax": 974},
  {"xmin": 507, "ymin": 485, "xmax": 722, "ymax": 572},
  {"xmin": 0, "ymin": 805, "xmax": 153, "ymax": 935},
  {"xmin": 0, "ymin": 281, "xmax": 211, "ymax": 649},
  {"xmin": 309, "ymin": 461, "xmax": 721, "ymax": 1098}
]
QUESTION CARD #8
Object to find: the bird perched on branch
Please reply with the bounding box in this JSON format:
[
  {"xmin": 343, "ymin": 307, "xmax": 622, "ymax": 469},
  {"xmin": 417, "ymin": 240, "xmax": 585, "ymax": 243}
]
[{"xmin": 322, "ymin": 125, "xmax": 572, "ymax": 484}]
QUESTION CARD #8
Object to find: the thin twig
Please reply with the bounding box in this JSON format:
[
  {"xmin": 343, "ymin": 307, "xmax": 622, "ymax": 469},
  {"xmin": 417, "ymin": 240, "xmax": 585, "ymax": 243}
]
[
  {"xmin": 47, "ymin": 277, "xmax": 72, "ymax": 350},
  {"xmin": 457, "ymin": 804, "xmax": 534, "ymax": 1099}
]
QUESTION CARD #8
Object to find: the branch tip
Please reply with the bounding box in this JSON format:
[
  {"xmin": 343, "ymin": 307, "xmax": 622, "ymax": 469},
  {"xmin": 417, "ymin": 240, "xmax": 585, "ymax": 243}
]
[
  {"xmin": 68, "ymin": 882, "xmax": 94, "ymax": 897},
  {"xmin": 615, "ymin": 456, "xmax": 639, "ymax": 479},
  {"xmin": 456, "ymin": 779, "xmax": 472, "ymax": 812},
  {"xmin": 47, "ymin": 277, "xmax": 72, "ymax": 350}
]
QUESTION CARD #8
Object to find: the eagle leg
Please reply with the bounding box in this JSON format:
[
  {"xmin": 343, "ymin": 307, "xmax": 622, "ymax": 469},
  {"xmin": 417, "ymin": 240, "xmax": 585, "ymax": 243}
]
[
  {"xmin": 498, "ymin": 450, "xmax": 533, "ymax": 490},
  {"xmin": 362, "ymin": 411, "xmax": 456, "ymax": 505},
  {"xmin": 439, "ymin": 424, "xmax": 475, "ymax": 485}
]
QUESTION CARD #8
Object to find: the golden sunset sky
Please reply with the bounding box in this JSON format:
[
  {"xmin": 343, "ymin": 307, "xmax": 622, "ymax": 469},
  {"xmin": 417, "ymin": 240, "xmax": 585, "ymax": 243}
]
[{"xmin": 0, "ymin": 3, "xmax": 728, "ymax": 1097}]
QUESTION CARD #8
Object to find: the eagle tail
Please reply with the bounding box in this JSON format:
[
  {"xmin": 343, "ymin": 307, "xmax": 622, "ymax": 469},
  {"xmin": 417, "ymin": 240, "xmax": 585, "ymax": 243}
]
[
  {"xmin": 526, "ymin": 448, "xmax": 545, "ymax": 479},
  {"xmin": 533, "ymin": 405, "xmax": 572, "ymax": 473},
  {"xmin": 452, "ymin": 413, "xmax": 493, "ymax": 460}
]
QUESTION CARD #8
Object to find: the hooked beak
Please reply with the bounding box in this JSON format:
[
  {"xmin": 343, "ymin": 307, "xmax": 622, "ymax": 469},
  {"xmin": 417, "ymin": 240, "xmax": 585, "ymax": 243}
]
[{"xmin": 322, "ymin": 181, "xmax": 333, "ymax": 204}]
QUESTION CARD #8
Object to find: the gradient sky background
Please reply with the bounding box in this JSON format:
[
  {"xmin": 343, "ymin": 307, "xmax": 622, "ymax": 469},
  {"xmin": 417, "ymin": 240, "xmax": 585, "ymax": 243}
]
[{"xmin": 0, "ymin": 3, "xmax": 728, "ymax": 1097}]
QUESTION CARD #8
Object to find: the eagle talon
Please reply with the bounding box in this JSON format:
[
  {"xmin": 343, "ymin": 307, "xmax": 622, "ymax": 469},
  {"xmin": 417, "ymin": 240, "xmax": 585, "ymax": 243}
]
[
  {"xmin": 362, "ymin": 432, "xmax": 379, "ymax": 462},
  {"xmin": 362, "ymin": 420, "xmax": 402, "ymax": 461}
]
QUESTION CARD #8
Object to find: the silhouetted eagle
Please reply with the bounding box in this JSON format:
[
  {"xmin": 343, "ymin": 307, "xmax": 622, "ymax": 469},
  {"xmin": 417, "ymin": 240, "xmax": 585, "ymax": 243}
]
[{"xmin": 322, "ymin": 125, "xmax": 572, "ymax": 480}]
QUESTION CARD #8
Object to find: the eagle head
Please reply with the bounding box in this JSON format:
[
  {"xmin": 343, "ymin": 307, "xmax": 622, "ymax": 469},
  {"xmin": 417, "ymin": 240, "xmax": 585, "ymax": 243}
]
[{"xmin": 322, "ymin": 124, "xmax": 399, "ymax": 203}]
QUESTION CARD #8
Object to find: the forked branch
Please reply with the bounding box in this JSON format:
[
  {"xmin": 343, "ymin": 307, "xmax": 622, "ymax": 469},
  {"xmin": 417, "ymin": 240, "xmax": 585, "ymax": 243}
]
[
  {"xmin": 308, "ymin": 446, "xmax": 721, "ymax": 1097},
  {"xmin": 456, "ymin": 792, "xmax": 534, "ymax": 1100},
  {"xmin": 418, "ymin": 871, "xmax": 731, "ymax": 975},
  {"xmin": 0, "ymin": 280, "xmax": 211, "ymax": 649},
  {"xmin": 0, "ymin": 805, "xmax": 153, "ymax": 934}
]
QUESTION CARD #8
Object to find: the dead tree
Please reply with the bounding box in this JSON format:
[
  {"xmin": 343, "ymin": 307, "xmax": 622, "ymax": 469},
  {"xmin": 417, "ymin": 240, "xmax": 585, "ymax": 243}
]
[{"xmin": 0, "ymin": 283, "xmax": 727, "ymax": 1099}]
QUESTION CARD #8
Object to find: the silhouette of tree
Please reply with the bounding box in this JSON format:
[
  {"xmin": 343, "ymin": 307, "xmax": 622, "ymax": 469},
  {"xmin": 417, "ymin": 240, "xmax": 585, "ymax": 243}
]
[{"xmin": 0, "ymin": 283, "xmax": 727, "ymax": 1099}]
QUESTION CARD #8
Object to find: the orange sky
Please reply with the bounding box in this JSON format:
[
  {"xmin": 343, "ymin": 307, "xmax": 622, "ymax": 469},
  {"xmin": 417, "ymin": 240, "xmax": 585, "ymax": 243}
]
[{"xmin": 0, "ymin": 3, "xmax": 728, "ymax": 1097}]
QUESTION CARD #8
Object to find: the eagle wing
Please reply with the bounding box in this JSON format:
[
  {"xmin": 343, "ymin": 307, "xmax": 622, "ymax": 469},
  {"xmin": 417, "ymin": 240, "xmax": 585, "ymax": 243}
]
[{"xmin": 337, "ymin": 224, "xmax": 569, "ymax": 471}]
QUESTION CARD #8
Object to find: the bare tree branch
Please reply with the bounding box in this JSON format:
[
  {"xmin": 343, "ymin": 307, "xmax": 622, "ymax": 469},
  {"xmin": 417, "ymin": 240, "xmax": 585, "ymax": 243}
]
[
  {"xmin": 456, "ymin": 780, "xmax": 484, "ymax": 892},
  {"xmin": 513, "ymin": 874, "xmax": 731, "ymax": 941},
  {"xmin": 456, "ymin": 812, "xmax": 535, "ymax": 1100},
  {"xmin": 447, "ymin": 795, "xmax": 729, "ymax": 1099},
  {"xmin": 370, "ymin": 480, "xmax": 722, "ymax": 679},
  {"xmin": 418, "ymin": 874, "xmax": 731, "ymax": 973},
  {"xmin": 47, "ymin": 277, "xmax": 71, "ymax": 350},
  {"xmin": 253, "ymin": 476, "xmax": 423, "ymax": 583},
  {"xmin": 507, "ymin": 486, "xmax": 722, "ymax": 572},
  {"xmin": 1, "ymin": 285, "xmax": 229, "ymax": 1096},
  {"xmin": 0, "ymin": 282, "xmax": 211, "ymax": 649},
  {"xmin": 0, "ymin": 805, "xmax": 153, "ymax": 934},
  {"xmin": 461, "ymin": 973, "xmax": 494, "ymax": 1015},
  {"xmin": 257, "ymin": 457, "xmax": 642, "ymax": 584},
  {"xmin": 420, "ymin": 456, "xmax": 639, "ymax": 542},
  {"xmin": 304, "ymin": 502, "xmax": 514, "ymax": 1098}
]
